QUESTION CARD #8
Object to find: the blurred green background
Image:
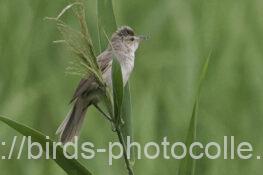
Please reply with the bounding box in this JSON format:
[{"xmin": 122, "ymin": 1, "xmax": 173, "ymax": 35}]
[{"xmin": 1, "ymin": 0, "xmax": 263, "ymax": 174}]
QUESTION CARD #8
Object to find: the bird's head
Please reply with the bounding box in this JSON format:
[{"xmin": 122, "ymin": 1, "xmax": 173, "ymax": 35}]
[{"xmin": 110, "ymin": 26, "xmax": 147, "ymax": 53}]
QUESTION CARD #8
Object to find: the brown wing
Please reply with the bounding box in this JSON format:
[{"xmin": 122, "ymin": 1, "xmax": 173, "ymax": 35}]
[
  {"xmin": 97, "ymin": 50, "xmax": 112, "ymax": 74},
  {"xmin": 70, "ymin": 76, "xmax": 99, "ymax": 103},
  {"xmin": 70, "ymin": 50, "xmax": 112, "ymax": 103}
]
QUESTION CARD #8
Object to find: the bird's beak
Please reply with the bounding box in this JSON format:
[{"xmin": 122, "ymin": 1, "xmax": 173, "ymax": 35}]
[{"xmin": 137, "ymin": 35, "xmax": 149, "ymax": 41}]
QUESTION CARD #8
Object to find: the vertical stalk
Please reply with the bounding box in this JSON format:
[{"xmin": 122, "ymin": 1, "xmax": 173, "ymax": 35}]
[{"xmin": 116, "ymin": 126, "xmax": 134, "ymax": 175}]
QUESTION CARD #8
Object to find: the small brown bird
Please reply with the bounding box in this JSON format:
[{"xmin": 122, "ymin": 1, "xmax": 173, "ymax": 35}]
[{"xmin": 56, "ymin": 26, "xmax": 146, "ymax": 143}]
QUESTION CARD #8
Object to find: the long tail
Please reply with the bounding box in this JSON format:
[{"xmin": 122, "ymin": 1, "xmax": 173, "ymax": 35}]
[{"xmin": 56, "ymin": 98, "xmax": 89, "ymax": 144}]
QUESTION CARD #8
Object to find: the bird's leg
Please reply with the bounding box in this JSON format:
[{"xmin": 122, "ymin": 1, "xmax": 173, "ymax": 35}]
[
  {"xmin": 93, "ymin": 104, "xmax": 112, "ymax": 122},
  {"xmin": 121, "ymin": 118, "xmax": 125, "ymax": 126},
  {"xmin": 93, "ymin": 104, "xmax": 119, "ymax": 132},
  {"xmin": 110, "ymin": 122, "xmax": 117, "ymax": 132}
]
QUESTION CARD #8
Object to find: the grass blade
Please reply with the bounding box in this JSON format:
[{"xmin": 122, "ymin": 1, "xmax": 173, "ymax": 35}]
[
  {"xmin": 178, "ymin": 101, "xmax": 198, "ymax": 175},
  {"xmin": 0, "ymin": 116, "xmax": 92, "ymax": 175},
  {"xmin": 97, "ymin": 0, "xmax": 117, "ymax": 51},
  {"xmin": 121, "ymin": 83, "xmax": 135, "ymax": 164},
  {"xmin": 178, "ymin": 52, "xmax": 211, "ymax": 175},
  {"xmin": 111, "ymin": 58, "xmax": 124, "ymax": 123}
]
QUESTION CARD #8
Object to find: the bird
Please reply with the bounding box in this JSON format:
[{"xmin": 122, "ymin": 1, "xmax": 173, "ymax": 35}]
[{"xmin": 56, "ymin": 26, "xmax": 146, "ymax": 143}]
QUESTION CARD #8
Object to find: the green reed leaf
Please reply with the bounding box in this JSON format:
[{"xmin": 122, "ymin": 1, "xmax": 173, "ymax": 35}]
[
  {"xmin": 111, "ymin": 58, "xmax": 124, "ymax": 123},
  {"xmin": 97, "ymin": 0, "xmax": 117, "ymax": 51},
  {"xmin": 121, "ymin": 83, "xmax": 135, "ymax": 164},
  {"xmin": 0, "ymin": 116, "xmax": 92, "ymax": 175},
  {"xmin": 178, "ymin": 52, "xmax": 211, "ymax": 175}
]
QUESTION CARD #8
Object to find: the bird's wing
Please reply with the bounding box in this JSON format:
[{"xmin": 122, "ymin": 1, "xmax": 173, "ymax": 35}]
[
  {"xmin": 70, "ymin": 50, "xmax": 112, "ymax": 103},
  {"xmin": 97, "ymin": 50, "xmax": 113, "ymax": 74},
  {"xmin": 70, "ymin": 76, "xmax": 99, "ymax": 103}
]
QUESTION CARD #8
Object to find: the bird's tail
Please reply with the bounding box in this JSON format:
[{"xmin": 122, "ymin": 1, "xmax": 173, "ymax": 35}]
[{"xmin": 56, "ymin": 98, "xmax": 89, "ymax": 144}]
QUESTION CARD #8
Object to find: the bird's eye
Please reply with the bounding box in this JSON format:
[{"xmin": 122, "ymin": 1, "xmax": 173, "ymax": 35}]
[{"xmin": 130, "ymin": 37, "xmax": 134, "ymax": 41}]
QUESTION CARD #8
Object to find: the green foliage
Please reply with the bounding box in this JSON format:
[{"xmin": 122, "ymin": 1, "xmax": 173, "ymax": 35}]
[
  {"xmin": 0, "ymin": 116, "xmax": 92, "ymax": 175},
  {"xmin": 121, "ymin": 84, "xmax": 135, "ymax": 164},
  {"xmin": 111, "ymin": 58, "xmax": 124, "ymax": 124},
  {"xmin": 178, "ymin": 53, "xmax": 211, "ymax": 175},
  {"xmin": 97, "ymin": 0, "xmax": 117, "ymax": 51}
]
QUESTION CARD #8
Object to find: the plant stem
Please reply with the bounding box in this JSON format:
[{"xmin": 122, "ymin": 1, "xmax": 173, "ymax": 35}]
[{"xmin": 116, "ymin": 126, "xmax": 134, "ymax": 175}]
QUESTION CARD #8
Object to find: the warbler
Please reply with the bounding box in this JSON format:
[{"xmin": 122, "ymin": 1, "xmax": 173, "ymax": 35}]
[{"xmin": 56, "ymin": 26, "xmax": 146, "ymax": 143}]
